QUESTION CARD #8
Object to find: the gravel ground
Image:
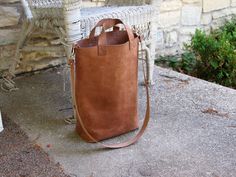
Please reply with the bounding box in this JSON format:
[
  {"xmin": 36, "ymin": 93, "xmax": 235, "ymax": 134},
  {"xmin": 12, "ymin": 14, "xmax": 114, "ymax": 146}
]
[{"xmin": 0, "ymin": 113, "xmax": 70, "ymax": 177}]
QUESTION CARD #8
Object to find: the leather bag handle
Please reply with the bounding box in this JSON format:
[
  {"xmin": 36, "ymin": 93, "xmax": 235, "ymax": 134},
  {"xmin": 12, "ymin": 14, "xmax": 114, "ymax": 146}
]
[
  {"xmin": 68, "ymin": 48, "xmax": 150, "ymax": 149},
  {"xmin": 89, "ymin": 19, "xmax": 131, "ymax": 39},
  {"xmin": 89, "ymin": 19, "xmax": 135, "ymax": 55}
]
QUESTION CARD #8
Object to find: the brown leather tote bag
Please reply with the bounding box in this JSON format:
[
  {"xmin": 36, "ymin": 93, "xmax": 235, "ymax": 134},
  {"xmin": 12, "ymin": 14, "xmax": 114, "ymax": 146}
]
[{"xmin": 69, "ymin": 19, "xmax": 150, "ymax": 149}]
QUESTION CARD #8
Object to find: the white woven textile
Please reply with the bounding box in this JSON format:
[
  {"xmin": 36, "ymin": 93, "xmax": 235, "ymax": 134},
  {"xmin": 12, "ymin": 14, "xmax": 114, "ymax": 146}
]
[{"xmin": 71, "ymin": 6, "xmax": 153, "ymax": 43}]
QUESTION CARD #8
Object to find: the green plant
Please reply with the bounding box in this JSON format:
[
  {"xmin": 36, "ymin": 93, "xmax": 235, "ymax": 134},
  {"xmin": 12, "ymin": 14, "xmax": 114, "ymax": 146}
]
[
  {"xmin": 180, "ymin": 51, "xmax": 196, "ymax": 74},
  {"xmin": 155, "ymin": 55, "xmax": 180, "ymax": 69},
  {"xmin": 218, "ymin": 17, "xmax": 236, "ymax": 46},
  {"xmin": 155, "ymin": 52, "xmax": 196, "ymax": 73},
  {"xmin": 189, "ymin": 28, "xmax": 236, "ymax": 88},
  {"xmin": 156, "ymin": 18, "xmax": 236, "ymax": 89}
]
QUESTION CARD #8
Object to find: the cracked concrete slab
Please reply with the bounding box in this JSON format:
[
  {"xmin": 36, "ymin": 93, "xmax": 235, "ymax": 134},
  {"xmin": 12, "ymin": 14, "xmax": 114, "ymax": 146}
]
[{"xmin": 0, "ymin": 65, "xmax": 236, "ymax": 177}]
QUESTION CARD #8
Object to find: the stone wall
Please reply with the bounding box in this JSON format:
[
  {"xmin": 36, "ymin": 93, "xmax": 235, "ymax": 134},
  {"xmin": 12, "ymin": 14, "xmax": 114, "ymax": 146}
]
[
  {"xmin": 0, "ymin": 0, "xmax": 66, "ymax": 74},
  {"xmin": 0, "ymin": 0, "xmax": 236, "ymax": 74},
  {"xmin": 154, "ymin": 0, "xmax": 236, "ymax": 56},
  {"xmin": 0, "ymin": 0, "xmax": 20, "ymax": 72}
]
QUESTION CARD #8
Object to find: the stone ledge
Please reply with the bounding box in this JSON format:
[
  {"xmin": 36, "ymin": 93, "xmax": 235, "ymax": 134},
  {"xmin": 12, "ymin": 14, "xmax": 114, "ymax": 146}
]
[
  {"xmin": 0, "ymin": 29, "xmax": 20, "ymax": 46},
  {"xmin": 160, "ymin": 0, "xmax": 182, "ymax": 12},
  {"xmin": 203, "ymin": 0, "xmax": 231, "ymax": 12},
  {"xmin": 232, "ymin": 0, "xmax": 236, "ymax": 7},
  {"xmin": 158, "ymin": 11, "xmax": 181, "ymax": 28},
  {"xmin": 0, "ymin": 0, "xmax": 19, "ymax": 4},
  {"xmin": 182, "ymin": 0, "xmax": 201, "ymax": 3},
  {"xmin": 201, "ymin": 13, "xmax": 212, "ymax": 25},
  {"xmin": 181, "ymin": 5, "xmax": 202, "ymax": 26},
  {"xmin": 0, "ymin": 6, "xmax": 20, "ymax": 27},
  {"xmin": 212, "ymin": 8, "xmax": 232, "ymax": 19}
]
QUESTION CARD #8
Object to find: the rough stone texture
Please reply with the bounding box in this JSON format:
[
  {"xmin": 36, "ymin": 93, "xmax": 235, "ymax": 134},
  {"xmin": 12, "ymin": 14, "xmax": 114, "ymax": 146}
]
[
  {"xmin": 22, "ymin": 50, "xmax": 64, "ymax": 62},
  {"xmin": 0, "ymin": 65, "xmax": 235, "ymax": 177},
  {"xmin": 158, "ymin": 47, "xmax": 181, "ymax": 56},
  {"xmin": 0, "ymin": 45, "xmax": 15, "ymax": 70},
  {"xmin": 0, "ymin": 0, "xmax": 68, "ymax": 75},
  {"xmin": 232, "ymin": 0, "xmax": 236, "ymax": 7},
  {"xmin": 180, "ymin": 27, "xmax": 197, "ymax": 34},
  {"xmin": 231, "ymin": 7, "xmax": 236, "ymax": 14},
  {"xmin": 0, "ymin": 114, "xmax": 70, "ymax": 177},
  {"xmin": 156, "ymin": 30, "xmax": 164, "ymax": 48},
  {"xmin": 0, "ymin": 29, "xmax": 20, "ymax": 46},
  {"xmin": 201, "ymin": 13, "xmax": 212, "ymax": 25},
  {"xmin": 203, "ymin": 0, "xmax": 231, "ymax": 12},
  {"xmin": 0, "ymin": 6, "xmax": 20, "ymax": 27},
  {"xmin": 179, "ymin": 34, "xmax": 192, "ymax": 48},
  {"xmin": 212, "ymin": 8, "xmax": 232, "ymax": 19},
  {"xmin": 1, "ymin": 0, "xmax": 20, "ymax": 3},
  {"xmin": 182, "ymin": 0, "xmax": 201, "ymax": 3},
  {"xmin": 165, "ymin": 31, "xmax": 178, "ymax": 47},
  {"xmin": 211, "ymin": 18, "xmax": 229, "ymax": 30},
  {"xmin": 17, "ymin": 57, "xmax": 66, "ymax": 74},
  {"xmin": 154, "ymin": 0, "xmax": 236, "ymax": 56},
  {"xmin": 160, "ymin": 0, "xmax": 182, "ymax": 12},
  {"xmin": 181, "ymin": 5, "xmax": 202, "ymax": 26},
  {"xmin": 106, "ymin": 0, "xmax": 146, "ymax": 6},
  {"xmin": 202, "ymin": 26, "xmax": 211, "ymax": 34},
  {"xmin": 158, "ymin": 11, "xmax": 181, "ymax": 28}
]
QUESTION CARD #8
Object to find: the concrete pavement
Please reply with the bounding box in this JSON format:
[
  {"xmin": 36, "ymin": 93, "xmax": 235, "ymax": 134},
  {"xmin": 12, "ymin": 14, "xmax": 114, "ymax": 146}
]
[{"xmin": 0, "ymin": 65, "xmax": 235, "ymax": 177}]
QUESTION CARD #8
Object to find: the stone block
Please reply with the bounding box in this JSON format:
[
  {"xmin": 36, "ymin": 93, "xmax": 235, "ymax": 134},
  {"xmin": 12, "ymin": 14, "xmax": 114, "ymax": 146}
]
[
  {"xmin": 0, "ymin": 6, "xmax": 20, "ymax": 27},
  {"xmin": 1, "ymin": 0, "xmax": 20, "ymax": 3},
  {"xmin": 203, "ymin": 0, "xmax": 230, "ymax": 12},
  {"xmin": 151, "ymin": 0, "xmax": 163, "ymax": 7},
  {"xmin": 212, "ymin": 8, "xmax": 231, "ymax": 19},
  {"xmin": 0, "ymin": 45, "xmax": 15, "ymax": 59},
  {"xmin": 158, "ymin": 11, "xmax": 181, "ymax": 28},
  {"xmin": 179, "ymin": 27, "xmax": 197, "ymax": 35},
  {"xmin": 0, "ymin": 29, "xmax": 19, "ymax": 46},
  {"xmin": 179, "ymin": 35, "xmax": 192, "ymax": 49},
  {"xmin": 165, "ymin": 31, "xmax": 178, "ymax": 47},
  {"xmin": 202, "ymin": 26, "xmax": 211, "ymax": 34},
  {"xmin": 156, "ymin": 30, "xmax": 164, "ymax": 47},
  {"xmin": 231, "ymin": 7, "xmax": 236, "ymax": 14},
  {"xmin": 0, "ymin": 45, "xmax": 15, "ymax": 70},
  {"xmin": 182, "ymin": 0, "xmax": 201, "ymax": 3},
  {"xmin": 22, "ymin": 50, "xmax": 64, "ymax": 62},
  {"xmin": 160, "ymin": 0, "xmax": 182, "ymax": 12},
  {"xmin": 18, "ymin": 57, "xmax": 66, "ymax": 74},
  {"xmin": 201, "ymin": 13, "xmax": 212, "ymax": 25},
  {"xmin": 211, "ymin": 18, "xmax": 226, "ymax": 30},
  {"xmin": 181, "ymin": 5, "xmax": 202, "ymax": 26},
  {"xmin": 157, "ymin": 47, "xmax": 180, "ymax": 56},
  {"xmin": 232, "ymin": 0, "xmax": 236, "ymax": 7}
]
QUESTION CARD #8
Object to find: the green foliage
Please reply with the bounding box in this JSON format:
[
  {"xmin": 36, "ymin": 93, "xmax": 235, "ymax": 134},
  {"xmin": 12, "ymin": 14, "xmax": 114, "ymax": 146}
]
[
  {"xmin": 155, "ymin": 55, "xmax": 180, "ymax": 69},
  {"xmin": 180, "ymin": 52, "xmax": 196, "ymax": 74},
  {"xmin": 189, "ymin": 28, "xmax": 236, "ymax": 87},
  {"xmin": 156, "ymin": 17, "xmax": 236, "ymax": 89},
  {"xmin": 218, "ymin": 17, "xmax": 236, "ymax": 46},
  {"xmin": 155, "ymin": 52, "xmax": 196, "ymax": 74}
]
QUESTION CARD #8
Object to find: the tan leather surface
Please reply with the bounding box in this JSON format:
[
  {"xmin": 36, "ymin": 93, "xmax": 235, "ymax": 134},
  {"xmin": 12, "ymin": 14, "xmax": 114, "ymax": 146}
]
[
  {"xmin": 69, "ymin": 58, "xmax": 150, "ymax": 148},
  {"xmin": 71, "ymin": 19, "xmax": 150, "ymax": 147}
]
